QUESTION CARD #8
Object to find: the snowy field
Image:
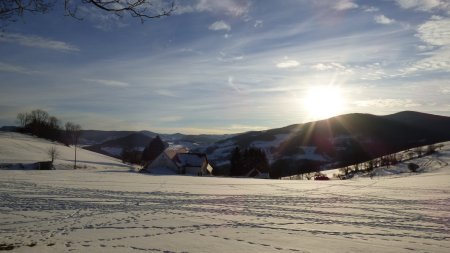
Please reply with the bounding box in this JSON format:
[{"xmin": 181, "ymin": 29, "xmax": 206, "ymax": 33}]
[{"xmin": 1, "ymin": 133, "xmax": 450, "ymax": 252}]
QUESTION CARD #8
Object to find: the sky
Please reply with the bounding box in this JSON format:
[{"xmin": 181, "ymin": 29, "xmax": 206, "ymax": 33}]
[{"xmin": 0, "ymin": 0, "xmax": 449, "ymax": 134}]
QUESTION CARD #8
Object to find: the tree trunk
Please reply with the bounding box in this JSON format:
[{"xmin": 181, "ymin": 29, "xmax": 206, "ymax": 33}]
[{"xmin": 74, "ymin": 146, "xmax": 77, "ymax": 169}]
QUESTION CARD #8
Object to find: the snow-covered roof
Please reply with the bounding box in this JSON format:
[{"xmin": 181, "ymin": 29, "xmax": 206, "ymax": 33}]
[
  {"xmin": 175, "ymin": 153, "xmax": 206, "ymax": 168},
  {"xmin": 164, "ymin": 146, "xmax": 188, "ymax": 159}
]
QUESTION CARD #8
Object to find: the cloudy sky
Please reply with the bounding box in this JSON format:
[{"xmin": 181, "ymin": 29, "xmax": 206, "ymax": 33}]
[{"xmin": 1, "ymin": 0, "xmax": 449, "ymax": 134}]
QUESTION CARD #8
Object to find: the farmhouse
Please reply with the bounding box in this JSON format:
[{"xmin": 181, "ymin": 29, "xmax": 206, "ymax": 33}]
[{"xmin": 145, "ymin": 148, "xmax": 213, "ymax": 175}]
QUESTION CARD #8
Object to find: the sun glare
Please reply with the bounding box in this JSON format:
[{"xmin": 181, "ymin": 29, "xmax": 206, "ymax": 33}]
[{"xmin": 303, "ymin": 86, "xmax": 345, "ymax": 120}]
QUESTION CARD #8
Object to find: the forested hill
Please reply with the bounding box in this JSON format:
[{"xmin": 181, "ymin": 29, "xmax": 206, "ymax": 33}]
[{"xmin": 203, "ymin": 111, "xmax": 450, "ymax": 173}]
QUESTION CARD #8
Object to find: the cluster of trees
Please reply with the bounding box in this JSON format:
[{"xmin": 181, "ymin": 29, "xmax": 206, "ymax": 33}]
[
  {"xmin": 17, "ymin": 109, "xmax": 62, "ymax": 141},
  {"xmin": 269, "ymin": 158, "xmax": 323, "ymax": 179},
  {"xmin": 17, "ymin": 109, "xmax": 81, "ymax": 144},
  {"xmin": 121, "ymin": 135, "xmax": 165, "ymax": 165},
  {"xmin": 230, "ymin": 147, "xmax": 269, "ymax": 176},
  {"xmin": 121, "ymin": 148, "xmax": 142, "ymax": 165},
  {"xmin": 338, "ymin": 144, "xmax": 442, "ymax": 177},
  {"xmin": 16, "ymin": 109, "xmax": 82, "ymax": 169}
]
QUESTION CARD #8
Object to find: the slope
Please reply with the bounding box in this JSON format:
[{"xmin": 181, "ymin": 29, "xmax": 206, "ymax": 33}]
[
  {"xmin": 0, "ymin": 131, "xmax": 132, "ymax": 170},
  {"xmin": 205, "ymin": 111, "xmax": 450, "ymax": 173}
]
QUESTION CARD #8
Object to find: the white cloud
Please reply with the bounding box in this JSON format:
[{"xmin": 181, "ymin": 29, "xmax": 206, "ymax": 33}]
[
  {"xmin": 155, "ymin": 89, "xmax": 178, "ymax": 97},
  {"xmin": 208, "ymin": 20, "xmax": 231, "ymax": 32},
  {"xmin": 334, "ymin": 0, "xmax": 359, "ymax": 11},
  {"xmin": 353, "ymin": 99, "xmax": 421, "ymax": 108},
  {"xmin": 394, "ymin": 0, "xmax": 450, "ymax": 12},
  {"xmin": 0, "ymin": 62, "xmax": 35, "ymax": 75},
  {"xmin": 403, "ymin": 17, "xmax": 450, "ymax": 73},
  {"xmin": 254, "ymin": 20, "xmax": 263, "ymax": 28},
  {"xmin": 176, "ymin": 0, "xmax": 251, "ymax": 17},
  {"xmin": 417, "ymin": 18, "xmax": 450, "ymax": 46},
  {"xmin": 159, "ymin": 115, "xmax": 183, "ymax": 122},
  {"xmin": 364, "ymin": 6, "xmax": 379, "ymax": 12},
  {"xmin": 229, "ymin": 124, "xmax": 267, "ymax": 132},
  {"xmin": 374, "ymin": 14, "xmax": 396, "ymax": 25},
  {"xmin": 276, "ymin": 60, "xmax": 299, "ymax": 69},
  {"xmin": 311, "ymin": 63, "xmax": 353, "ymax": 74},
  {"xmin": 228, "ymin": 76, "xmax": 241, "ymax": 93},
  {"xmin": 416, "ymin": 44, "xmax": 435, "ymax": 51},
  {"xmin": 0, "ymin": 32, "xmax": 79, "ymax": 52},
  {"xmin": 84, "ymin": 79, "xmax": 130, "ymax": 87},
  {"xmin": 218, "ymin": 51, "xmax": 243, "ymax": 62},
  {"xmin": 77, "ymin": 5, "xmax": 127, "ymax": 31}
]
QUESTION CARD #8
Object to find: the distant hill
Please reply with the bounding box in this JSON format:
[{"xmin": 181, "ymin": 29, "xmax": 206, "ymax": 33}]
[
  {"xmin": 79, "ymin": 129, "xmax": 233, "ymax": 159},
  {"xmin": 82, "ymin": 131, "xmax": 232, "ymax": 159},
  {"xmin": 79, "ymin": 130, "xmax": 155, "ymax": 146},
  {"xmin": 203, "ymin": 111, "xmax": 450, "ymax": 175},
  {"xmin": 84, "ymin": 132, "xmax": 155, "ymax": 158}
]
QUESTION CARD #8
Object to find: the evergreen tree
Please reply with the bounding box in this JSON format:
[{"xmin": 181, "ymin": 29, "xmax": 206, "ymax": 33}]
[
  {"xmin": 230, "ymin": 147, "xmax": 242, "ymax": 176},
  {"xmin": 230, "ymin": 147, "xmax": 269, "ymax": 176},
  {"xmin": 141, "ymin": 136, "xmax": 166, "ymax": 163}
]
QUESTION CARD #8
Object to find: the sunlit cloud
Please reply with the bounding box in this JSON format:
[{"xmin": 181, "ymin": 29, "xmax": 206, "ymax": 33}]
[
  {"xmin": 77, "ymin": 5, "xmax": 127, "ymax": 31},
  {"xmin": 155, "ymin": 89, "xmax": 178, "ymax": 97},
  {"xmin": 334, "ymin": 0, "xmax": 359, "ymax": 11},
  {"xmin": 374, "ymin": 14, "xmax": 396, "ymax": 25},
  {"xmin": 416, "ymin": 17, "xmax": 450, "ymax": 46},
  {"xmin": 276, "ymin": 59, "xmax": 299, "ymax": 69},
  {"xmin": 394, "ymin": 0, "xmax": 449, "ymax": 12},
  {"xmin": 175, "ymin": 0, "xmax": 251, "ymax": 17},
  {"xmin": 364, "ymin": 6, "xmax": 380, "ymax": 12},
  {"xmin": 0, "ymin": 62, "xmax": 37, "ymax": 75},
  {"xmin": 84, "ymin": 79, "xmax": 130, "ymax": 87},
  {"xmin": 159, "ymin": 116, "xmax": 183, "ymax": 122},
  {"xmin": 0, "ymin": 32, "xmax": 79, "ymax": 52},
  {"xmin": 254, "ymin": 20, "xmax": 263, "ymax": 28},
  {"xmin": 217, "ymin": 51, "xmax": 243, "ymax": 62},
  {"xmin": 208, "ymin": 20, "xmax": 231, "ymax": 32},
  {"xmin": 353, "ymin": 99, "xmax": 421, "ymax": 108},
  {"xmin": 400, "ymin": 17, "xmax": 450, "ymax": 74}
]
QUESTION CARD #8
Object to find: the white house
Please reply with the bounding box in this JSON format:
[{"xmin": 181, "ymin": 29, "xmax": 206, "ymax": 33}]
[{"xmin": 145, "ymin": 148, "xmax": 213, "ymax": 176}]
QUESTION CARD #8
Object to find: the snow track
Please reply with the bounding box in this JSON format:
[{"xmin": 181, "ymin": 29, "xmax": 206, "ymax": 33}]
[{"xmin": 1, "ymin": 168, "xmax": 449, "ymax": 253}]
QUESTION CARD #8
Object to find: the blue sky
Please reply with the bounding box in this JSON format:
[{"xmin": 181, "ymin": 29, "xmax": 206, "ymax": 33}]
[{"xmin": 0, "ymin": 0, "xmax": 449, "ymax": 134}]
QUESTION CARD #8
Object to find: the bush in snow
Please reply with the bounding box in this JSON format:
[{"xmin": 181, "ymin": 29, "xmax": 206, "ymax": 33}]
[{"xmin": 408, "ymin": 163, "xmax": 419, "ymax": 172}]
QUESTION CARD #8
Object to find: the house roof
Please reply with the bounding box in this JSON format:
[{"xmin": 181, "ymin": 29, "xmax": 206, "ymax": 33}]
[
  {"xmin": 174, "ymin": 153, "xmax": 207, "ymax": 168},
  {"xmin": 164, "ymin": 147, "xmax": 189, "ymax": 160}
]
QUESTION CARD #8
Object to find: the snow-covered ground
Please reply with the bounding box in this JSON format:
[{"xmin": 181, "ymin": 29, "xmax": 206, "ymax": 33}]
[
  {"xmin": 0, "ymin": 131, "xmax": 133, "ymax": 170},
  {"xmin": 1, "ymin": 132, "xmax": 449, "ymax": 252}
]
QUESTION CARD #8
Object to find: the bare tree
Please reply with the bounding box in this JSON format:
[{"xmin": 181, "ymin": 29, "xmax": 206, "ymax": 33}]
[
  {"xmin": 47, "ymin": 146, "xmax": 60, "ymax": 165},
  {"xmin": 65, "ymin": 121, "xmax": 82, "ymax": 169},
  {"xmin": 414, "ymin": 146, "xmax": 423, "ymax": 158},
  {"xmin": 16, "ymin": 112, "xmax": 30, "ymax": 128},
  {"xmin": 1, "ymin": 0, "xmax": 175, "ymax": 24}
]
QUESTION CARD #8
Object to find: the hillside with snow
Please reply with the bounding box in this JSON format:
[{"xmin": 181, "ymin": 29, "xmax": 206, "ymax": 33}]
[
  {"xmin": 203, "ymin": 111, "xmax": 450, "ymax": 175},
  {"xmin": 0, "ymin": 131, "xmax": 133, "ymax": 170},
  {"xmin": 0, "ymin": 132, "xmax": 449, "ymax": 252}
]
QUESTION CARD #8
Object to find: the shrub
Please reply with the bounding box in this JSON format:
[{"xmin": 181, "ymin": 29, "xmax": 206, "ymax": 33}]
[{"xmin": 408, "ymin": 163, "xmax": 419, "ymax": 172}]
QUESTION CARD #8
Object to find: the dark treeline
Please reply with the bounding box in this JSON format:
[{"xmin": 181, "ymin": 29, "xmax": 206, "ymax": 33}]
[
  {"xmin": 230, "ymin": 147, "xmax": 269, "ymax": 176},
  {"xmin": 17, "ymin": 109, "xmax": 63, "ymax": 142},
  {"xmin": 121, "ymin": 135, "xmax": 166, "ymax": 165},
  {"xmin": 16, "ymin": 109, "xmax": 81, "ymax": 146},
  {"xmin": 269, "ymin": 158, "xmax": 324, "ymax": 179}
]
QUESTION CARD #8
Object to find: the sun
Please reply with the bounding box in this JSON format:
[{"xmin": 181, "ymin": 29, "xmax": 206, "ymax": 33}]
[{"xmin": 303, "ymin": 86, "xmax": 345, "ymax": 120}]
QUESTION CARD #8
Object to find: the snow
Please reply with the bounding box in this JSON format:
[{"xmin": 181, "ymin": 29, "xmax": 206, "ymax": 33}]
[
  {"xmin": 1, "ymin": 132, "xmax": 450, "ymax": 252},
  {"xmin": 0, "ymin": 131, "xmax": 133, "ymax": 170},
  {"xmin": 100, "ymin": 147, "xmax": 123, "ymax": 157},
  {"xmin": 293, "ymin": 146, "xmax": 329, "ymax": 162}
]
